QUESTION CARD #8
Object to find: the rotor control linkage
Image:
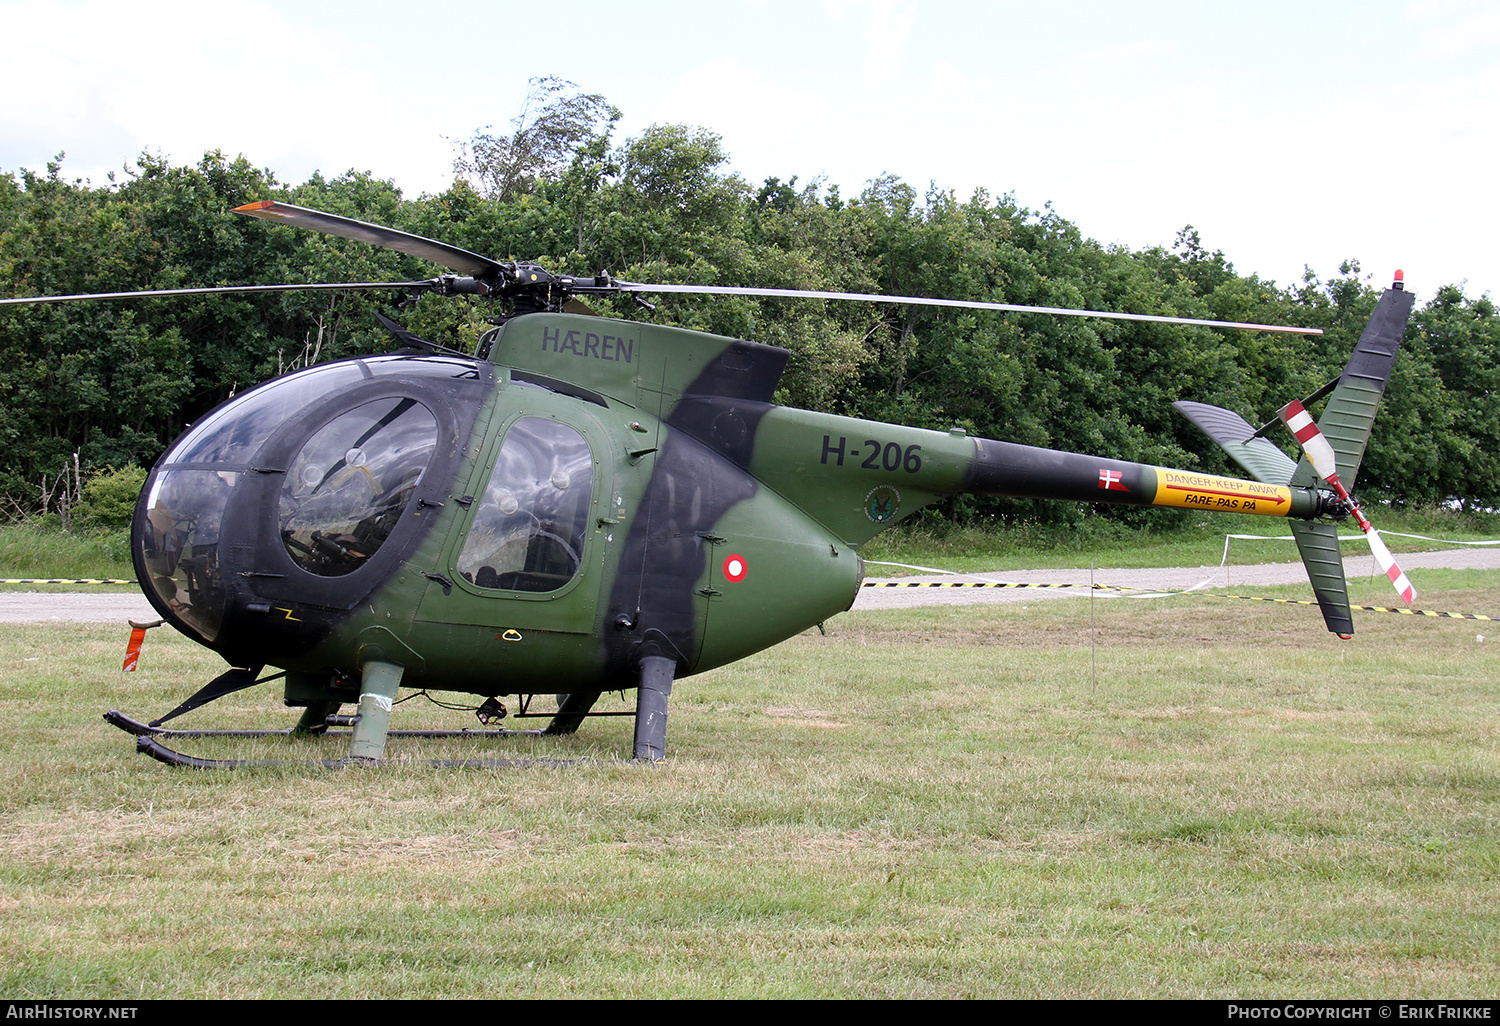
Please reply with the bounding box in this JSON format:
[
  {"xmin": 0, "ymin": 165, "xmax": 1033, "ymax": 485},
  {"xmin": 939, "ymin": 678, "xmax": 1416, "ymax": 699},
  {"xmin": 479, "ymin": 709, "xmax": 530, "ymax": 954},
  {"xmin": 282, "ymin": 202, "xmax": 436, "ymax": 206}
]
[
  {"xmin": 433, "ymin": 274, "xmax": 492, "ymax": 296},
  {"xmin": 1317, "ymin": 491, "xmax": 1353, "ymax": 520}
]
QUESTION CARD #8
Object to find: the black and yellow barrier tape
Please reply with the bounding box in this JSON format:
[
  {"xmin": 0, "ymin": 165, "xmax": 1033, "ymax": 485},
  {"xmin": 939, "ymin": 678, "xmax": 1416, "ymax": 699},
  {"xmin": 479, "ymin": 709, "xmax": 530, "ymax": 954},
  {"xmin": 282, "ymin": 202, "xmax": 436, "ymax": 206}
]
[
  {"xmin": 862, "ymin": 580, "xmax": 1138, "ymax": 593},
  {"xmin": 1226, "ymin": 595, "xmax": 1499, "ymax": 621},
  {"xmin": 861, "ymin": 580, "xmax": 1499, "ymax": 621},
  {"xmin": 0, "ymin": 578, "xmax": 136, "ymax": 585}
]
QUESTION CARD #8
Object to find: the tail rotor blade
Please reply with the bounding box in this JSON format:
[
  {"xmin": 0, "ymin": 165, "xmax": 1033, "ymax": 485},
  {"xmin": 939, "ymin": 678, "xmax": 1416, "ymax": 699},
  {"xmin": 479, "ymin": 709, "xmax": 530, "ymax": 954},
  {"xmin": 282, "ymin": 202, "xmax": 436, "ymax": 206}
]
[
  {"xmin": 1279, "ymin": 399, "xmax": 1344, "ymax": 489},
  {"xmin": 1366, "ymin": 528, "xmax": 1417, "ymax": 606}
]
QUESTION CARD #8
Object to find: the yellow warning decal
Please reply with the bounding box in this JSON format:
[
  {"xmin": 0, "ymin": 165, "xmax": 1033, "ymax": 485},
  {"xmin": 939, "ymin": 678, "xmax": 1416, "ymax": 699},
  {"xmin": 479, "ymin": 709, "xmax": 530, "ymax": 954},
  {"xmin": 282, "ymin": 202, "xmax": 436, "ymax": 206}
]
[{"xmin": 1151, "ymin": 467, "xmax": 1292, "ymax": 515}]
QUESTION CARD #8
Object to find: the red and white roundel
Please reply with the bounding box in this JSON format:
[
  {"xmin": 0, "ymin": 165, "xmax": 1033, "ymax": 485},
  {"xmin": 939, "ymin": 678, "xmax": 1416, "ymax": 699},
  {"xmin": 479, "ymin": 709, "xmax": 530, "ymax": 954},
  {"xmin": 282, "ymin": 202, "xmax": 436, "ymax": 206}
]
[{"xmin": 722, "ymin": 554, "xmax": 748, "ymax": 583}]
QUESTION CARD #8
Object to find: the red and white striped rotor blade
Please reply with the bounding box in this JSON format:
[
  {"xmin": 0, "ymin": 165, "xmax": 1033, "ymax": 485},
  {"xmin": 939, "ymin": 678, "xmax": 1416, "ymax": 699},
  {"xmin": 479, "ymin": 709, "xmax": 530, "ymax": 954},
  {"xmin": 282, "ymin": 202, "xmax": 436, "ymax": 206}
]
[
  {"xmin": 1366, "ymin": 528, "xmax": 1417, "ymax": 605},
  {"xmin": 1279, "ymin": 400, "xmax": 1344, "ymax": 490}
]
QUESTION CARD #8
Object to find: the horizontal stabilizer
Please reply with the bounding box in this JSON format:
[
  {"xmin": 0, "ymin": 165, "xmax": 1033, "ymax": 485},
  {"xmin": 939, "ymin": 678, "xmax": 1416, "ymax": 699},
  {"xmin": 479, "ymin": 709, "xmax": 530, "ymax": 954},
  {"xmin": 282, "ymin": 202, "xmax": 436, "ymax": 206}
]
[{"xmin": 1173, "ymin": 401, "xmax": 1299, "ymax": 486}]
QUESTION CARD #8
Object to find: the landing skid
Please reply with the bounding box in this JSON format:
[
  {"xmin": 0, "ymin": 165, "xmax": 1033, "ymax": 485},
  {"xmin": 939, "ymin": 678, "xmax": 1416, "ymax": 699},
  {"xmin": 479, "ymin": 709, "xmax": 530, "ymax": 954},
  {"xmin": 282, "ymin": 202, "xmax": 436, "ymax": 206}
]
[
  {"xmin": 111, "ymin": 655, "xmax": 681, "ymax": 767},
  {"xmin": 104, "ymin": 710, "xmax": 543, "ymax": 739},
  {"xmin": 106, "ymin": 708, "xmax": 557, "ymax": 768},
  {"xmin": 133, "ymin": 734, "xmax": 584, "ymax": 770}
]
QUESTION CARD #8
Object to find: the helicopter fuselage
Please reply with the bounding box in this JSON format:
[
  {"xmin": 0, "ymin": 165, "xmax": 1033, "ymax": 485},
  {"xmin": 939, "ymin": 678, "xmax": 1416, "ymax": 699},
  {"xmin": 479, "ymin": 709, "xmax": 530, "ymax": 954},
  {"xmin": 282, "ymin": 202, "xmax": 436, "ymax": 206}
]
[{"xmin": 133, "ymin": 309, "xmax": 1333, "ymax": 742}]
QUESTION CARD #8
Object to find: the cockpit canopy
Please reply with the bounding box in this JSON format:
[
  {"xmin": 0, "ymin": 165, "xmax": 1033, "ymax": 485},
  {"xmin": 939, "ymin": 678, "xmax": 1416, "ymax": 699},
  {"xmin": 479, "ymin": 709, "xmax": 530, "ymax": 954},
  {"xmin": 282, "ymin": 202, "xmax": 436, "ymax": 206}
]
[{"xmin": 135, "ymin": 354, "xmax": 485, "ymax": 648}]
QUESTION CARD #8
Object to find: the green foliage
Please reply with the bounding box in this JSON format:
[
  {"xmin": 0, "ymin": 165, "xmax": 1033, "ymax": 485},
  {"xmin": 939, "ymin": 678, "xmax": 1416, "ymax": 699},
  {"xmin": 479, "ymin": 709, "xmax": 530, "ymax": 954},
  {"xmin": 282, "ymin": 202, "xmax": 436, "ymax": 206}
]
[
  {"xmin": 75, "ymin": 465, "xmax": 146, "ymax": 531},
  {"xmin": 2, "ymin": 91, "xmax": 1496, "ymax": 523},
  {"xmin": 1408, "ymin": 285, "xmax": 1500, "ymax": 509},
  {"xmin": 0, "ymin": 153, "xmax": 434, "ymax": 507},
  {"xmin": 456, "ymin": 77, "xmax": 619, "ymax": 204}
]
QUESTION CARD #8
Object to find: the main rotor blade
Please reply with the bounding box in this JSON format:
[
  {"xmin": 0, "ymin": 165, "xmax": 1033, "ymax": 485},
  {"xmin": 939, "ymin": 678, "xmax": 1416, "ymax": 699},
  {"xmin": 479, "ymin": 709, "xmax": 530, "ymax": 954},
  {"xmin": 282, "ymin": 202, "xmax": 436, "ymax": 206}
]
[
  {"xmin": 234, "ymin": 200, "xmax": 502, "ymax": 277},
  {"xmin": 621, "ymin": 283, "xmax": 1323, "ymax": 335},
  {"xmin": 0, "ymin": 282, "xmax": 435, "ymax": 306}
]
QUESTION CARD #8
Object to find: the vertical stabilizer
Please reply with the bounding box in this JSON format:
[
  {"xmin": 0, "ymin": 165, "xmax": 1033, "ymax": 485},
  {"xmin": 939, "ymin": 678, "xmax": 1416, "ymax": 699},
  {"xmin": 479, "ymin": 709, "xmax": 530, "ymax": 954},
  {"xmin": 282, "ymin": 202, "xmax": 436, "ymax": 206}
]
[
  {"xmin": 1288, "ymin": 521, "xmax": 1354, "ymax": 637},
  {"xmin": 1312, "ymin": 278, "xmax": 1416, "ymax": 484}
]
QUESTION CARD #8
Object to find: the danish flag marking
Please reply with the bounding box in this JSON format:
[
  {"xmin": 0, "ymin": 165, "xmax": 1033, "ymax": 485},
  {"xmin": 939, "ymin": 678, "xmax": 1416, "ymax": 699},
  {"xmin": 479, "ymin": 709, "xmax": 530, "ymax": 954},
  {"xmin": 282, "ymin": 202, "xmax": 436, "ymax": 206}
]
[{"xmin": 1098, "ymin": 469, "xmax": 1127, "ymax": 491}]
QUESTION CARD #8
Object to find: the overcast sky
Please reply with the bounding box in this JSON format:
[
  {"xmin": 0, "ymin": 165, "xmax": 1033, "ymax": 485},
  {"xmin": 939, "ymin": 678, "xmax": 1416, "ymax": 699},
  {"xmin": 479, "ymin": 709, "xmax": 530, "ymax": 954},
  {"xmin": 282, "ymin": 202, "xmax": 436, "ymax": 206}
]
[{"xmin": 3, "ymin": 0, "xmax": 1494, "ymax": 301}]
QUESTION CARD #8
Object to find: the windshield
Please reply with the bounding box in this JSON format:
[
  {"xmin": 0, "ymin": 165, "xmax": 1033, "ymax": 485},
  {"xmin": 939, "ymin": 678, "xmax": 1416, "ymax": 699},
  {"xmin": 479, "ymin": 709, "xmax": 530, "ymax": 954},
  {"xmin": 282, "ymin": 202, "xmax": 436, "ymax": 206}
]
[{"xmin": 279, "ymin": 397, "xmax": 440, "ymax": 576}]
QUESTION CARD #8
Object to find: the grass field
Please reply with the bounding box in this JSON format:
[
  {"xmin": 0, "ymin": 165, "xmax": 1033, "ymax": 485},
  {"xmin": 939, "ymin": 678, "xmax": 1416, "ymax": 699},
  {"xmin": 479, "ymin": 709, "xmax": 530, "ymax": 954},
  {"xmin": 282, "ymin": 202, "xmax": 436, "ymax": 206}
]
[{"xmin": 1, "ymin": 568, "xmax": 1497, "ymax": 999}]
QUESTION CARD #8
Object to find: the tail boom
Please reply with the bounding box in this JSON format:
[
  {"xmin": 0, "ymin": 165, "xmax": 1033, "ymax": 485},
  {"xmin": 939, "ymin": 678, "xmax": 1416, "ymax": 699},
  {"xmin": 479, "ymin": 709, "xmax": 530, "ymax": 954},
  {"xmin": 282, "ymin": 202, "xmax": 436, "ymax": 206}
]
[{"xmin": 962, "ymin": 439, "xmax": 1321, "ymax": 518}]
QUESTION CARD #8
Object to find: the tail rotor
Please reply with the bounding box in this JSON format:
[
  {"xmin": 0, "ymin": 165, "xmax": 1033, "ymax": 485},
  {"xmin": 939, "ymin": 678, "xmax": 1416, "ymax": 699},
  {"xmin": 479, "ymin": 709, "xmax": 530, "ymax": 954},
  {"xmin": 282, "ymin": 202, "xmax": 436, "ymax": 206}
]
[
  {"xmin": 1278, "ymin": 398, "xmax": 1416, "ymax": 605},
  {"xmin": 1176, "ymin": 271, "xmax": 1417, "ymax": 634}
]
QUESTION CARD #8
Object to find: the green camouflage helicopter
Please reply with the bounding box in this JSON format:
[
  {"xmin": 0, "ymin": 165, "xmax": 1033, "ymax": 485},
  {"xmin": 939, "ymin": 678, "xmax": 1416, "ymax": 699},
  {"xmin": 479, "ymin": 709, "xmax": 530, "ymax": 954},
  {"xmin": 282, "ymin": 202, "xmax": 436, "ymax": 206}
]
[{"xmin": 1, "ymin": 202, "xmax": 1417, "ymax": 766}]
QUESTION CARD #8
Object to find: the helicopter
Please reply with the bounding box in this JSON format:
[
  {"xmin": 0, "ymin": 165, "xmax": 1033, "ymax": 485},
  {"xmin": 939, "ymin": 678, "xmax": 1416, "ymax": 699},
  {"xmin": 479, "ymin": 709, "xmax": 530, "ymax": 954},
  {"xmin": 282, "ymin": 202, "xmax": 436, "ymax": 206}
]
[{"xmin": 1, "ymin": 201, "xmax": 1417, "ymax": 766}]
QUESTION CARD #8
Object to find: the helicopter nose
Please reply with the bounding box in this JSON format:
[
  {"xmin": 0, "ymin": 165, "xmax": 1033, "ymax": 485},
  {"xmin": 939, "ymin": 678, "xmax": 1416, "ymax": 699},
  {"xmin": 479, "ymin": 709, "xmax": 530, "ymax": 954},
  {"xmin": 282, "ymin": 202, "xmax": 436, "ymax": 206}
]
[
  {"xmin": 135, "ymin": 466, "xmax": 237, "ymax": 644},
  {"xmin": 133, "ymin": 359, "xmax": 372, "ymax": 645},
  {"xmin": 133, "ymin": 352, "xmax": 491, "ymax": 662}
]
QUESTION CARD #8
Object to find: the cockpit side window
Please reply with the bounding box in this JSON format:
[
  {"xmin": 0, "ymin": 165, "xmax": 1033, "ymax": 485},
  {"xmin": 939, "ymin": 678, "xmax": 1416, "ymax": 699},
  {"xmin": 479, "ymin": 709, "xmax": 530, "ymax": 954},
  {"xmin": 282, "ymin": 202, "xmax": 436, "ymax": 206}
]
[{"xmin": 457, "ymin": 417, "xmax": 593, "ymax": 594}]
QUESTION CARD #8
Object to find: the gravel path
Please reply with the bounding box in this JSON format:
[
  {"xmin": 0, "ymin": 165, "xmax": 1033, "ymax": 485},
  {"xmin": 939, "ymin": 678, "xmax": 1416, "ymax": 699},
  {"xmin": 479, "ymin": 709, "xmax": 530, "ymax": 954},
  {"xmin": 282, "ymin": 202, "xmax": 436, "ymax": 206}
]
[
  {"xmin": 0, "ymin": 591, "xmax": 160, "ymax": 624},
  {"xmin": 2, "ymin": 548, "xmax": 1497, "ymax": 622},
  {"xmin": 855, "ymin": 547, "xmax": 1500, "ymax": 609}
]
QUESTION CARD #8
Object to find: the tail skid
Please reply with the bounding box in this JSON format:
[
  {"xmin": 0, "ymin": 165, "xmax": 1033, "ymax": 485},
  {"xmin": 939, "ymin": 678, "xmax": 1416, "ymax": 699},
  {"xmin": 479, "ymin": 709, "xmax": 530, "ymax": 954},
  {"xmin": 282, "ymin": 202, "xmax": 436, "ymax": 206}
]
[{"xmin": 1175, "ymin": 275, "xmax": 1416, "ymax": 635}]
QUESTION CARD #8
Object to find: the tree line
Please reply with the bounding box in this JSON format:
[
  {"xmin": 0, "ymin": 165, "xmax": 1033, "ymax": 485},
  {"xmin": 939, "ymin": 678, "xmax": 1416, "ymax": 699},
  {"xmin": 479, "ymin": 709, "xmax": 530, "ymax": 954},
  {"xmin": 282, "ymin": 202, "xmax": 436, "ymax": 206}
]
[{"xmin": 2, "ymin": 79, "xmax": 1495, "ymax": 527}]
